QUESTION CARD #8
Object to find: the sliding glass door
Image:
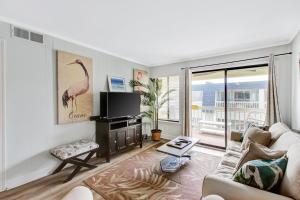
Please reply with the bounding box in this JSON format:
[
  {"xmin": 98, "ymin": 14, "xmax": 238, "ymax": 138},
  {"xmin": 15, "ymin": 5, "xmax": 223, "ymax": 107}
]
[
  {"xmin": 191, "ymin": 65, "xmax": 268, "ymax": 149},
  {"xmin": 191, "ymin": 70, "xmax": 226, "ymax": 148},
  {"xmin": 227, "ymin": 67, "xmax": 268, "ymax": 133}
]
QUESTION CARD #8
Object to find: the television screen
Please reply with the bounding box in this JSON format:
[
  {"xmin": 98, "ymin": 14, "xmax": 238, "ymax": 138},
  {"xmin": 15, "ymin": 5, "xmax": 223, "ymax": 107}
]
[{"xmin": 100, "ymin": 92, "xmax": 141, "ymax": 119}]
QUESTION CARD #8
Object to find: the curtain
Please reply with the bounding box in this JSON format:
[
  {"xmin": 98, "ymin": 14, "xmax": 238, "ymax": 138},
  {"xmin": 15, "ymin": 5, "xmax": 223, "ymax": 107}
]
[
  {"xmin": 265, "ymin": 54, "xmax": 281, "ymax": 126},
  {"xmin": 182, "ymin": 68, "xmax": 192, "ymax": 136}
]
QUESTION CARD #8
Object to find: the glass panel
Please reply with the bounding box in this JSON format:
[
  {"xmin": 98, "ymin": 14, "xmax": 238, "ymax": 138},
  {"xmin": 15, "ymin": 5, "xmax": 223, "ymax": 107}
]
[
  {"xmin": 227, "ymin": 67, "xmax": 268, "ymax": 133},
  {"xmin": 169, "ymin": 76, "xmax": 179, "ymax": 121},
  {"xmin": 158, "ymin": 77, "xmax": 168, "ymax": 119},
  {"xmin": 192, "ymin": 71, "xmax": 226, "ymax": 148}
]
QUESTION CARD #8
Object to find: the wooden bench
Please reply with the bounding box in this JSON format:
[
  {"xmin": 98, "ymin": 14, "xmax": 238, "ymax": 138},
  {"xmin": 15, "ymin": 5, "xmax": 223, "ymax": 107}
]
[{"xmin": 50, "ymin": 139, "xmax": 99, "ymax": 182}]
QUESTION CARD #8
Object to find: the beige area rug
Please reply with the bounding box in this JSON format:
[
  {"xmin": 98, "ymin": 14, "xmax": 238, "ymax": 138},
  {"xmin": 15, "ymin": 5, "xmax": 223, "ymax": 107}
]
[{"xmin": 85, "ymin": 144, "xmax": 221, "ymax": 200}]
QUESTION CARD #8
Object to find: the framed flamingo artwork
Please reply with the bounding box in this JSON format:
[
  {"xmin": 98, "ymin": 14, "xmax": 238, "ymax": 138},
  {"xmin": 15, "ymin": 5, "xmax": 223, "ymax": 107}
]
[
  {"xmin": 56, "ymin": 50, "xmax": 93, "ymax": 124},
  {"xmin": 133, "ymin": 69, "xmax": 149, "ymax": 92},
  {"xmin": 133, "ymin": 69, "xmax": 149, "ymax": 113}
]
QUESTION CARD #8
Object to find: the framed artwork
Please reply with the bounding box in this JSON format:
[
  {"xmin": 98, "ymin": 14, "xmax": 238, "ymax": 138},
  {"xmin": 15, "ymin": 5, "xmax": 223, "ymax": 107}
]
[
  {"xmin": 133, "ymin": 69, "xmax": 149, "ymax": 92},
  {"xmin": 134, "ymin": 69, "xmax": 149, "ymax": 112},
  {"xmin": 57, "ymin": 50, "xmax": 93, "ymax": 124},
  {"xmin": 108, "ymin": 76, "xmax": 126, "ymax": 92}
]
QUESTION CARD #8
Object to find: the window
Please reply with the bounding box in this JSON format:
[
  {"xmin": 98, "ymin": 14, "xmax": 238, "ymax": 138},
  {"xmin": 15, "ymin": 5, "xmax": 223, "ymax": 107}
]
[
  {"xmin": 234, "ymin": 91, "xmax": 250, "ymax": 101},
  {"xmin": 158, "ymin": 76, "xmax": 179, "ymax": 121},
  {"xmin": 217, "ymin": 90, "xmax": 260, "ymax": 102},
  {"xmin": 233, "ymin": 90, "xmax": 259, "ymax": 102}
]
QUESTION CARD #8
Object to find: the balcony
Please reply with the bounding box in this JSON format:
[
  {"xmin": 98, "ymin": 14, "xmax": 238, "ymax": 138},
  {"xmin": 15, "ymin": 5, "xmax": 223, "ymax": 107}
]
[{"xmin": 191, "ymin": 103, "xmax": 266, "ymax": 148}]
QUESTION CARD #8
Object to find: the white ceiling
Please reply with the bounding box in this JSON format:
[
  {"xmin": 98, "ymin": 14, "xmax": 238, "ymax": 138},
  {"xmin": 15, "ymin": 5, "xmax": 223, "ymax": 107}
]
[{"xmin": 0, "ymin": 0, "xmax": 300, "ymax": 66}]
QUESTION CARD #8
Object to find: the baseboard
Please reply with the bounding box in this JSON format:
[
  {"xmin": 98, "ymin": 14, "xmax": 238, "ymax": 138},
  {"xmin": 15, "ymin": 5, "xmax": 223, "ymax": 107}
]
[
  {"xmin": 5, "ymin": 166, "xmax": 53, "ymax": 190},
  {"xmin": 5, "ymin": 152, "xmax": 99, "ymax": 190}
]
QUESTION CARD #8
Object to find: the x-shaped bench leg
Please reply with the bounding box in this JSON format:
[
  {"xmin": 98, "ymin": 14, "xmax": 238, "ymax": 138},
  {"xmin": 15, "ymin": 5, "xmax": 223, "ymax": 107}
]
[
  {"xmin": 64, "ymin": 151, "xmax": 97, "ymax": 182},
  {"xmin": 52, "ymin": 161, "xmax": 67, "ymax": 175}
]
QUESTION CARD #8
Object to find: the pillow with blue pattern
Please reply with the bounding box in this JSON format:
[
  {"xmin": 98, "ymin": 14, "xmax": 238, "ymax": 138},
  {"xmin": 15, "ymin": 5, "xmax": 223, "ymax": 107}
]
[{"xmin": 233, "ymin": 155, "xmax": 288, "ymax": 191}]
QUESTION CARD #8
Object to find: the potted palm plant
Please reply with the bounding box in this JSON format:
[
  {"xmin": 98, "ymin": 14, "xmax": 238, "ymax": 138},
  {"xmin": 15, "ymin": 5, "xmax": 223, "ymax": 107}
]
[{"xmin": 129, "ymin": 78, "xmax": 175, "ymax": 141}]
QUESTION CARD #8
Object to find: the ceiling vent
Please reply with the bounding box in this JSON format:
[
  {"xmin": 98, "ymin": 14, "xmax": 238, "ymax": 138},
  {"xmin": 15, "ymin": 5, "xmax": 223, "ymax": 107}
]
[
  {"xmin": 11, "ymin": 25, "xmax": 44, "ymax": 44},
  {"xmin": 30, "ymin": 32, "xmax": 43, "ymax": 43},
  {"xmin": 13, "ymin": 26, "xmax": 29, "ymax": 40}
]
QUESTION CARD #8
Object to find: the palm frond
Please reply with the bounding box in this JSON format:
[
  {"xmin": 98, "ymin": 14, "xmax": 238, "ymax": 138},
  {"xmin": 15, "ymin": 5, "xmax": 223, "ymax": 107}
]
[
  {"xmin": 130, "ymin": 77, "xmax": 175, "ymax": 130},
  {"xmin": 140, "ymin": 111, "xmax": 153, "ymax": 119},
  {"xmin": 139, "ymin": 91, "xmax": 156, "ymax": 102},
  {"xmin": 158, "ymin": 98, "xmax": 169, "ymax": 109},
  {"xmin": 141, "ymin": 98, "xmax": 154, "ymax": 106}
]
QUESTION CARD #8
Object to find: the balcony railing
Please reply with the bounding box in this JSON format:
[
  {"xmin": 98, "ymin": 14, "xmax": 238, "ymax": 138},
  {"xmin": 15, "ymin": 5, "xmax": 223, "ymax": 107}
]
[
  {"xmin": 192, "ymin": 104, "xmax": 266, "ymax": 136},
  {"xmin": 215, "ymin": 101, "xmax": 260, "ymax": 109}
]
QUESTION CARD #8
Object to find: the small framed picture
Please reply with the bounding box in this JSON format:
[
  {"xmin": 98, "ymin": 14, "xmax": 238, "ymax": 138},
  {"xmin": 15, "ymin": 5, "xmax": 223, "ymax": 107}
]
[{"xmin": 108, "ymin": 76, "xmax": 126, "ymax": 92}]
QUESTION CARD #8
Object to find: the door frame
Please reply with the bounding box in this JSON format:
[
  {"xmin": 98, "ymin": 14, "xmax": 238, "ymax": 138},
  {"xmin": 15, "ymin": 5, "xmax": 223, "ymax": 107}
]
[
  {"xmin": 0, "ymin": 39, "xmax": 6, "ymax": 192},
  {"xmin": 192, "ymin": 63, "xmax": 268, "ymax": 149}
]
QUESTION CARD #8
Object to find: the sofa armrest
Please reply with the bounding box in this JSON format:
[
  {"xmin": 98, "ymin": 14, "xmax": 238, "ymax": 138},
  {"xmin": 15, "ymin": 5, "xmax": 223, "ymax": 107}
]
[
  {"xmin": 230, "ymin": 131, "xmax": 242, "ymax": 142},
  {"xmin": 202, "ymin": 175, "xmax": 292, "ymax": 200}
]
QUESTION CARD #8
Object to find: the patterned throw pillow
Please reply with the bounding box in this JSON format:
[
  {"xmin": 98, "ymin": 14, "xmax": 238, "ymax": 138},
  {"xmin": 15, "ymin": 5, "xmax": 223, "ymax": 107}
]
[{"xmin": 233, "ymin": 155, "xmax": 288, "ymax": 191}]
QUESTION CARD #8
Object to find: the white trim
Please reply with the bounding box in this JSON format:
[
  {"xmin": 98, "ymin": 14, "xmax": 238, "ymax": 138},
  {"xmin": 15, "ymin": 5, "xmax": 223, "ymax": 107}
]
[{"xmin": 0, "ymin": 39, "xmax": 6, "ymax": 191}]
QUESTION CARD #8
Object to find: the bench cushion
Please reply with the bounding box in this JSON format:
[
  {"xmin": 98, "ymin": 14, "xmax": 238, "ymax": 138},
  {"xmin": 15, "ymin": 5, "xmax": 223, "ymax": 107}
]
[{"xmin": 50, "ymin": 139, "xmax": 99, "ymax": 160}]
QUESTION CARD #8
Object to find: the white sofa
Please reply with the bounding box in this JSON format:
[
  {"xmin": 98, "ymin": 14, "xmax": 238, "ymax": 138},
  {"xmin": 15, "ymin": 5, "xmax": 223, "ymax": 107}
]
[{"xmin": 202, "ymin": 123, "xmax": 300, "ymax": 200}]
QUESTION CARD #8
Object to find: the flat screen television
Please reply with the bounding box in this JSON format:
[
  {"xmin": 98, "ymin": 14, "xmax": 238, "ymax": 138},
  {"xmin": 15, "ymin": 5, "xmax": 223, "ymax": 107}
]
[{"xmin": 100, "ymin": 92, "xmax": 141, "ymax": 119}]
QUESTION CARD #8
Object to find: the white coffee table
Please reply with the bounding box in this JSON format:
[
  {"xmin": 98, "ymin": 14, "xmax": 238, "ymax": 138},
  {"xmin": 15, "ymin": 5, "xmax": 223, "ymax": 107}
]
[{"xmin": 156, "ymin": 136, "xmax": 199, "ymax": 172}]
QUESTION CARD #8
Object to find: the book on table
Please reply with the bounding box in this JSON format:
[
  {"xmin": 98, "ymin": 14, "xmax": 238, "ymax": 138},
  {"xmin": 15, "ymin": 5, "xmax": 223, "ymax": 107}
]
[{"xmin": 166, "ymin": 138, "xmax": 192, "ymax": 149}]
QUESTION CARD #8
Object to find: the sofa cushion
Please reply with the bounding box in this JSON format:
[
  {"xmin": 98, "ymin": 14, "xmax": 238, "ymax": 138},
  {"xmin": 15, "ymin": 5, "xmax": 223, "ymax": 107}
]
[
  {"xmin": 279, "ymin": 144, "xmax": 300, "ymax": 200},
  {"xmin": 235, "ymin": 142, "xmax": 286, "ymax": 171},
  {"xmin": 233, "ymin": 155, "xmax": 288, "ymax": 191},
  {"xmin": 269, "ymin": 122, "xmax": 290, "ymax": 144},
  {"xmin": 216, "ymin": 149, "xmax": 242, "ymax": 179},
  {"xmin": 270, "ymin": 131, "xmax": 300, "ymax": 151},
  {"xmin": 215, "ymin": 165, "xmax": 236, "ymax": 179},
  {"xmin": 227, "ymin": 141, "xmax": 243, "ymax": 153},
  {"xmin": 241, "ymin": 127, "xmax": 271, "ymax": 150},
  {"xmin": 226, "ymin": 149, "xmax": 242, "ymax": 158},
  {"xmin": 220, "ymin": 152, "xmax": 241, "ymax": 169}
]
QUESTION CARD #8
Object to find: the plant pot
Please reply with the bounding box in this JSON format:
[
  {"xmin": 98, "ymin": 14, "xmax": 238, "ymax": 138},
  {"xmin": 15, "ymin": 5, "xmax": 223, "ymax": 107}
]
[{"xmin": 151, "ymin": 129, "xmax": 162, "ymax": 141}]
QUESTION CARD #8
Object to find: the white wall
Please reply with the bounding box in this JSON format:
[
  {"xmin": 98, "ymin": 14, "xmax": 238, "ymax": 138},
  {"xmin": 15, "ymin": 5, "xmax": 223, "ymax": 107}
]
[
  {"xmin": 0, "ymin": 21, "xmax": 148, "ymax": 189},
  {"xmin": 291, "ymin": 31, "xmax": 300, "ymax": 130},
  {"xmin": 0, "ymin": 39, "xmax": 6, "ymax": 191},
  {"xmin": 150, "ymin": 45, "xmax": 292, "ymax": 139}
]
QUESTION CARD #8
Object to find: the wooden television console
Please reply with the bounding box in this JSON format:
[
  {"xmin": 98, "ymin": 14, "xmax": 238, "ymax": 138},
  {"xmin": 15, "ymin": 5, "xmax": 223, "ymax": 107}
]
[{"xmin": 92, "ymin": 116, "xmax": 143, "ymax": 162}]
